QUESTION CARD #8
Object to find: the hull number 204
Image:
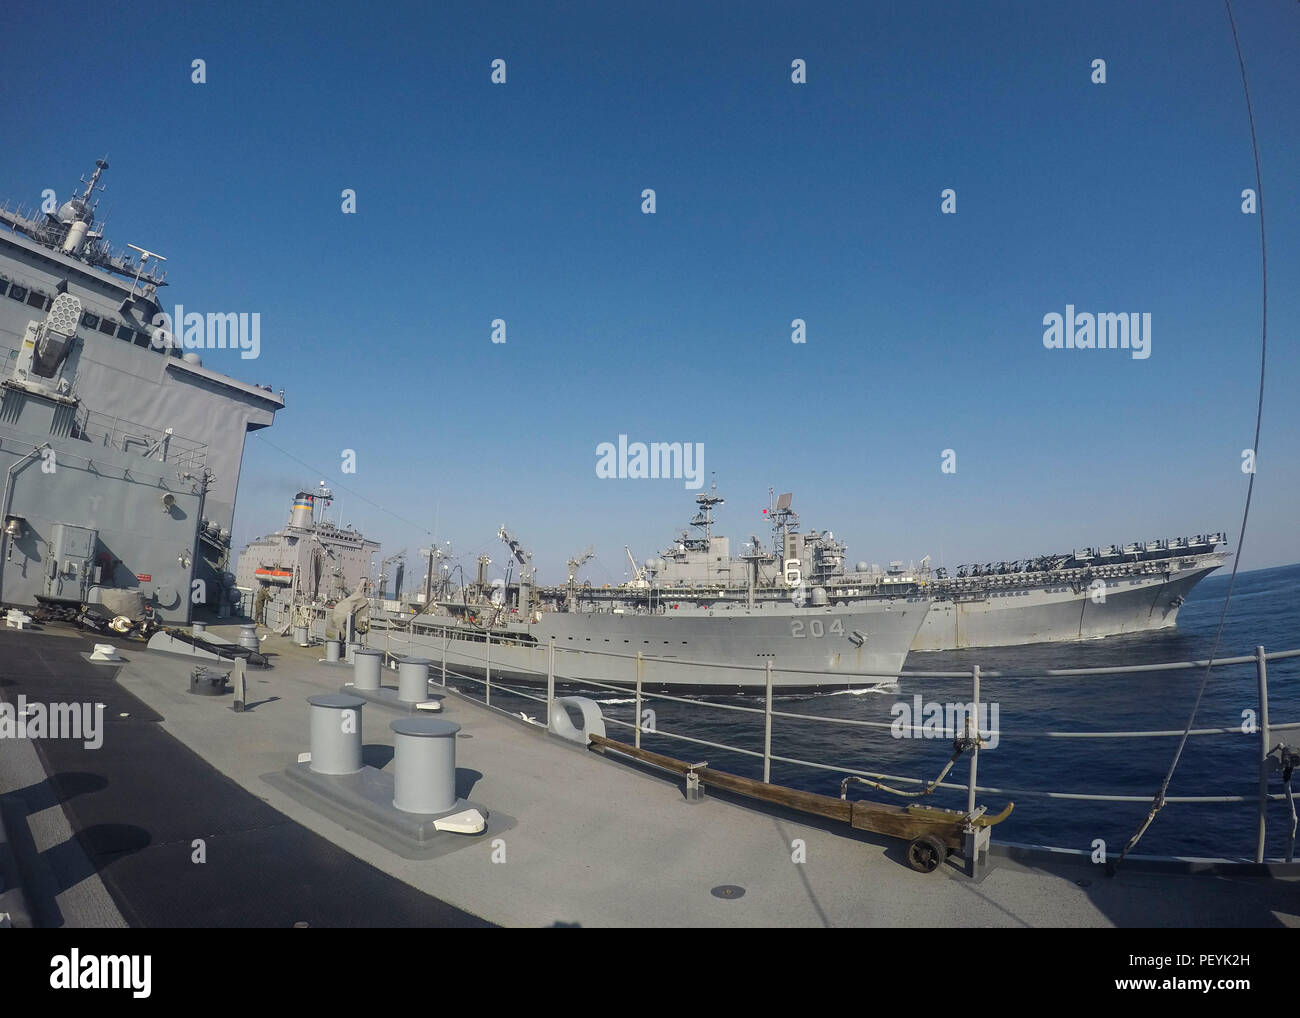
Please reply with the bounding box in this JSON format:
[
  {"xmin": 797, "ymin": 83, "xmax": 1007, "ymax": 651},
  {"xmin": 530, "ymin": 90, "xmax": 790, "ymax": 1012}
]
[{"xmin": 791, "ymin": 618, "xmax": 845, "ymax": 638}]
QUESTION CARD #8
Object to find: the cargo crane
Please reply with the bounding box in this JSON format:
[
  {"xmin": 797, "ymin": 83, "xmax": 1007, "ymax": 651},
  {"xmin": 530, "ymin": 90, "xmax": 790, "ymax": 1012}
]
[
  {"xmin": 498, "ymin": 525, "xmax": 535, "ymax": 612},
  {"xmin": 419, "ymin": 542, "xmax": 453, "ymax": 604},
  {"xmin": 566, "ymin": 545, "xmax": 595, "ymax": 609},
  {"xmin": 625, "ymin": 546, "xmax": 648, "ymax": 589}
]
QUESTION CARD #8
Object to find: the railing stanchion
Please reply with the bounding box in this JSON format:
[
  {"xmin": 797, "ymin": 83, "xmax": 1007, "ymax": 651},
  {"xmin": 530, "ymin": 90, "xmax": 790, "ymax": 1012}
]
[
  {"xmin": 547, "ymin": 637, "xmax": 556, "ymax": 728},
  {"xmin": 635, "ymin": 652, "xmax": 644, "ymax": 749},
  {"xmin": 1255, "ymin": 644, "xmax": 1271, "ymax": 864},
  {"xmin": 967, "ymin": 664, "xmax": 981, "ymax": 817},
  {"xmin": 486, "ymin": 631, "xmax": 492, "ymax": 707},
  {"xmin": 764, "ymin": 660, "xmax": 774, "ymax": 783}
]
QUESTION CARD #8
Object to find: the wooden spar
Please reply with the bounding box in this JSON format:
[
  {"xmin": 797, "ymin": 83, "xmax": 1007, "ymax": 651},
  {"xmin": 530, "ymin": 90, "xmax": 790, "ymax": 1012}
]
[
  {"xmin": 589, "ymin": 734, "xmax": 849, "ymax": 822},
  {"xmin": 588, "ymin": 733, "xmax": 1013, "ymax": 850}
]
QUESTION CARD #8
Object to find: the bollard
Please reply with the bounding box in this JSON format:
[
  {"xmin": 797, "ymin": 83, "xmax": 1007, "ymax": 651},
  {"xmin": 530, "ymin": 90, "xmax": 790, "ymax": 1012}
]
[
  {"xmin": 324, "ymin": 639, "xmax": 341, "ymax": 663},
  {"xmin": 397, "ymin": 658, "xmax": 432, "ymax": 703},
  {"xmin": 353, "ymin": 649, "xmax": 384, "ymax": 691},
  {"xmin": 307, "ymin": 694, "xmax": 365, "ymax": 775},
  {"xmin": 192, "ymin": 621, "xmax": 207, "ymax": 637},
  {"xmin": 293, "ymin": 624, "xmax": 309, "ymax": 647},
  {"xmin": 231, "ymin": 658, "xmax": 247, "ymax": 712},
  {"xmin": 239, "ymin": 625, "xmax": 259, "ymax": 651},
  {"xmin": 390, "ymin": 718, "xmax": 460, "ymax": 815}
]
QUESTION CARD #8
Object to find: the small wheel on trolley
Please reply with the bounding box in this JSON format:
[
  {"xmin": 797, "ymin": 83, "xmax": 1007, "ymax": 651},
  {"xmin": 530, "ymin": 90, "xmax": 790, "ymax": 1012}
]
[{"xmin": 906, "ymin": 835, "xmax": 948, "ymax": 873}]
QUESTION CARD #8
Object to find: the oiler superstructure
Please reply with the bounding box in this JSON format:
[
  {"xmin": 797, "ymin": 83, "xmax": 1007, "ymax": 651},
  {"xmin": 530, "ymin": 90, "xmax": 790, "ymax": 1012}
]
[{"xmin": 235, "ymin": 486, "xmax": 380, "ymax": 621}]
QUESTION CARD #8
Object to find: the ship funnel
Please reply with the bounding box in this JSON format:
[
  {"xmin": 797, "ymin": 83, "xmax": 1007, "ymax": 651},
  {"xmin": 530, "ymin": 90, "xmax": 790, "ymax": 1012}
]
[{"xmin": 288, "ymin": 492, "xmax": 315, "ymax": 530}]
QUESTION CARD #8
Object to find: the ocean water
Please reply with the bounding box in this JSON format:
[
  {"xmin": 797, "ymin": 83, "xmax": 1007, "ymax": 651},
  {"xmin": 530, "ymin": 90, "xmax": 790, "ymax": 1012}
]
[{"xmin": 480, "ymin": 563, "xmax": 1300, "ymax": 859}]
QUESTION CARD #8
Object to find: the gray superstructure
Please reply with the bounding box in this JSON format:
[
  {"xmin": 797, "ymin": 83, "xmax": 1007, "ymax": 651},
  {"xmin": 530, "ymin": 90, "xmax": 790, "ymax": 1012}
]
[
  {"xmin": 372, "ymin": 515, "xmax": 926, "ymax": 692},
  {"xmin": 236, "ymin": 486, "xmax": 380, "ymax": 621},
  {"xmin": 0, "ymin": 160, "xmax": 283, "ymax": 620}
]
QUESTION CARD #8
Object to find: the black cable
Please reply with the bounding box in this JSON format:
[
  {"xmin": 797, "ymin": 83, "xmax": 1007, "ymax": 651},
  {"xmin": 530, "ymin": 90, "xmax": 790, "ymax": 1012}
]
[
  {"xmin": 1114, "ymin": 0, "xmax": 1269, "ymax": 869},
  {"xmin": 250, "ymin": 432, "xmax": 432, "ymax": 535}
]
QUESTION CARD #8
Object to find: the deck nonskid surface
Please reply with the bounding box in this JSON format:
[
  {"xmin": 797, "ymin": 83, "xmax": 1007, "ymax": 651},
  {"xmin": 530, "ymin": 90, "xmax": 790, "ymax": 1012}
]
[{"xmin": 0, "ymin": 629, "xmax": 488, "ymax": 927}]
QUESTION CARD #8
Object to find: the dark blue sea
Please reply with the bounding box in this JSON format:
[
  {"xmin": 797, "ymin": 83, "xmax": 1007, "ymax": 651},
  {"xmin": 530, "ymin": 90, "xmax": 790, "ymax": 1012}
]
[{"xmin": 485, "ymin": 563, "xmax": 1300, "ymax": 859}]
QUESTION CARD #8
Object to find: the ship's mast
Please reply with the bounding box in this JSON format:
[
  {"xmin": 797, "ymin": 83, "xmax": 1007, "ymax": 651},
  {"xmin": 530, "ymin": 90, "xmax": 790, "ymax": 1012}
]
[
  {"xmin": 313, "ymin": 482, "xmax": 334, "ymax": 526},
  {"xmin": 76, "ymin": 158, "xmax": 110, "ymax": 204},
  {"xmin": 768, "ymin": 490, "xmax": 798, "ymax": 572},
  {"xmin": 686, "ymin": 481, "xmax": 723, "ymax": 551}
]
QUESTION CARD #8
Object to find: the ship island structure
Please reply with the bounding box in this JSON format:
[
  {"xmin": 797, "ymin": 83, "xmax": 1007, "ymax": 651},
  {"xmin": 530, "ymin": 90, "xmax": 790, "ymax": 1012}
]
[{"xmin": 0, "ymin": 160, "xmax": 282, "ymax": 625}]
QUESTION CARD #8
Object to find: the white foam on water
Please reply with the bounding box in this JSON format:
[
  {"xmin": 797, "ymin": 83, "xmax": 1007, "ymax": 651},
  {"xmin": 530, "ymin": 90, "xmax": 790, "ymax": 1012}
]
[{"xmin": 821, "ymin": 682, "xmax": 899, "ymax": 697}]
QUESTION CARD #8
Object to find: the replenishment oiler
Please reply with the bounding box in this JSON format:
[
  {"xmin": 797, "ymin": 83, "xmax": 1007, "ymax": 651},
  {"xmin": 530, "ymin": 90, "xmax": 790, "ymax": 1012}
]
[
  {"xmin": 374, "ymin": 505, "xmax": 930, "ymax": 694},
  {"xmin": 340, "ymin": 486, "xmax": 1218, "ymax": 692},
  {"xmin": 234, "ymin": 489, "xmax": 927, "ymax": 693},
  {"xmin": 355, "ymin": 486, "xmax": 1225, "ymax": 687}
]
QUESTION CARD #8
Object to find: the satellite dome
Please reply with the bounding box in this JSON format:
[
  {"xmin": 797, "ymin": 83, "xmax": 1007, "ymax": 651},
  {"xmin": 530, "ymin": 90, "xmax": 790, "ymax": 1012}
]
[
  {"xmin": 855, "ymin": 561, "xmax": 869, "ymax": 573},
  {"xmin": 56, "ymin": 199, "xmax": 91, "ymax": 224},
  {"xmin": 811, "ymin": 586, "xmax": 828, "ymax": 606},
  {"xmin": 182, "ymin": 352, "xmax": 203, "ymax": 366}
]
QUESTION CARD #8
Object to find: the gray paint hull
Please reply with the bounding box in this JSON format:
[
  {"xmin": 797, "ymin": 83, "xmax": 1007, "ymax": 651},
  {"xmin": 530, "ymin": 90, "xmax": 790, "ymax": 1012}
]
[
  {"xmin": 910, "ymin": 564, "xmax": 1218, "ymax": 651},
  {"xmin": 377, "ymin": 600, "xmax": 927, "ymax": 692},
  {"xmin": 0, "ymin": 387, "xmax": 204, "ymax": 620}
]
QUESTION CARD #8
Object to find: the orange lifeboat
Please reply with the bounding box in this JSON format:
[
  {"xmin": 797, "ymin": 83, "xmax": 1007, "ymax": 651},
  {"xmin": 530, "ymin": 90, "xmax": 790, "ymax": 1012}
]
[{"xmin": 254, "ymin": 567, "xmax": 294, "ymax": 585}]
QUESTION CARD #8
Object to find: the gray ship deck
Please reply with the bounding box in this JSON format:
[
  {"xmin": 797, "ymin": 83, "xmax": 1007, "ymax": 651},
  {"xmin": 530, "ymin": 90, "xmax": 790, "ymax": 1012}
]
[{"xmin": 2, "ymin": 624, "xmax": 1298, "ymax": 928}]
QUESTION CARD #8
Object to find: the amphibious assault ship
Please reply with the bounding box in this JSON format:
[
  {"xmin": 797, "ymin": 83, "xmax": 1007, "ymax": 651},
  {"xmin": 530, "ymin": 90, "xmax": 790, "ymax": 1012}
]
[
  {"xmin": 0, "ymin": 160, "xmax": 283, "ymax": 621},
  {"xmin": 576, "ymin": 489, "xmax": 1228, "ymax": 652}
]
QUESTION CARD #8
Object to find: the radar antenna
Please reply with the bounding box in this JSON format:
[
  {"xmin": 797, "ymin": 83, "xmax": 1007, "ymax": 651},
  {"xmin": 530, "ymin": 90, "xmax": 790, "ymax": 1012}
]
[{"xmin": 126, "ymin": 243, "xmax": 167, "ymax": 300}]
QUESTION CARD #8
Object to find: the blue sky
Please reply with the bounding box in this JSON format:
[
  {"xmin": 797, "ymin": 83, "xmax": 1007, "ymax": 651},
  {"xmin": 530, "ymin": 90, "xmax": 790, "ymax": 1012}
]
[{"xmin": 2, "ymin": 0, "xmax": 1296, "ymax": 585}]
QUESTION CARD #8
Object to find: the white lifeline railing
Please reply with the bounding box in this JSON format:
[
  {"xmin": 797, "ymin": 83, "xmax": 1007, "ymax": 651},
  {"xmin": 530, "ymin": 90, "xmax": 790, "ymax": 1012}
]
[{"xmin": 355, "ymin": 613, "xmax": 1299, "ymax": 862}]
